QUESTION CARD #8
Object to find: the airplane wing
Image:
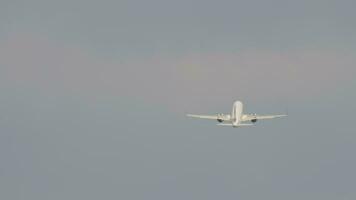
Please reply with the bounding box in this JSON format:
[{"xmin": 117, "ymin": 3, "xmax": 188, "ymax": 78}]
[
  {"xmin": 186, "ymin": 114, "xmax": 219, "ymax": 120},
  {"xmin": 186, "ymin": 114, "xmax": 231, "ymax": 121},
  {"xmin": 243, "ymin": 114, "xmax": 287, "ymax": 121}
]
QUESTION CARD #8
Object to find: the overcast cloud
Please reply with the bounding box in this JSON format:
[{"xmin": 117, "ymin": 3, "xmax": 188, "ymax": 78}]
[{"xmin": 1, "ymin": 0, "xmax": 356, "ymax": 199}]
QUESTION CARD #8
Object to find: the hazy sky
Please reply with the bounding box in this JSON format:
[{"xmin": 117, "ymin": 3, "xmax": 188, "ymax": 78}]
[{"xmin": 1, "ymin": 0, "xmax": 356, "ymax": 199}]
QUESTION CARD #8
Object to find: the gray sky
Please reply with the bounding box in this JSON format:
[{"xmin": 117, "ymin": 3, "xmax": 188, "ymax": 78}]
[{"xmin": 1, "ymin": 0, "xmax": 356, "ymax": 199}]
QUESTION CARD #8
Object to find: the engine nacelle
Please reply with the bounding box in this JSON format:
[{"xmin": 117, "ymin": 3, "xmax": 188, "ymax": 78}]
[
  {"xmin": 251, "ymin": 119, "xmax": 257, "ymax": 123},
  {"xmin": 217, "ymin": 114, "xmax": 224, "ymax": 123}
]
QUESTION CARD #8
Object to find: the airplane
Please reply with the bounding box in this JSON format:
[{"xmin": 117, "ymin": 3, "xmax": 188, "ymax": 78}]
[{"xmin": 187, "ymin": 100, "xmax": 287, "ymax": 127}]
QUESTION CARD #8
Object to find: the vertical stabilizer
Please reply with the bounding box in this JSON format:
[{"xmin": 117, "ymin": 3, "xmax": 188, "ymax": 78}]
[{"xmin": 232, "ymin": 101, "xmax": 243, "ymax": 125}]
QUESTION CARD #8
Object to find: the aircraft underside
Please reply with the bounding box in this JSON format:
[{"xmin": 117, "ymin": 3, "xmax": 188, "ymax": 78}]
[{"xmin": 187, "ymin": 100, "xmax": 286, "ymax": 128}]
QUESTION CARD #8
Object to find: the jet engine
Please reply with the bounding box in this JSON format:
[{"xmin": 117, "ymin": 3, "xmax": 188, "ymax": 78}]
[
  {"xmin": 217, "ymin": 114, "xmax": 224, "ymax": 123},
  {"xmin": 251, "ymin": 114, "xmax": 257, "ymax": 123}
]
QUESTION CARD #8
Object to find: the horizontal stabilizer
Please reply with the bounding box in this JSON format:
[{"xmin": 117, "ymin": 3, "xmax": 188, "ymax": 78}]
[{"xmin": 217, "ymin": 123, "xmax": 253, "ymax": 127}]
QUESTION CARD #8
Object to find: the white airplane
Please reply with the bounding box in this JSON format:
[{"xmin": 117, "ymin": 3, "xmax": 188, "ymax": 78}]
[{"xmin": 187, "ymin": 101, "xmax": 287, "ymax": 127}]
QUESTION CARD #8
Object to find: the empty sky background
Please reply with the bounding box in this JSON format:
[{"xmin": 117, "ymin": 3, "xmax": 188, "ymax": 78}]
[{"xmin": 1, "ymin": 0, "xmax": 356, "ymax": 199}]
